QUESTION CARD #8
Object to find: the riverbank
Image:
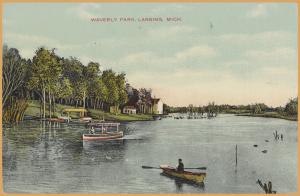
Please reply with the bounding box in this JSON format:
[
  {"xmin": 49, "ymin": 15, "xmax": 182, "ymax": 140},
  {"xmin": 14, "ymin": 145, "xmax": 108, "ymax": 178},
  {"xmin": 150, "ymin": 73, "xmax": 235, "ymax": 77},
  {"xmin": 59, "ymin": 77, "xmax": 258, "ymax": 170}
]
[
  {"xmin": 236, "ymin": 112, "xmax": 297, "ymax": 121},
  {"xmin": 24, "ymin": 100, "xmax": 154, "ymax": 122}
]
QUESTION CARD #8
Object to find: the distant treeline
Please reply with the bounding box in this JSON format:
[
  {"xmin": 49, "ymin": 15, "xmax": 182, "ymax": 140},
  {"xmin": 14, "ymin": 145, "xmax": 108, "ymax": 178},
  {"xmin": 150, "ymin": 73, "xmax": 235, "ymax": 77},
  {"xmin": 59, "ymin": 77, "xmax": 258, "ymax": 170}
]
[{"xmin": 164, "ymin": 99, "xmax": 298, "ymax": 117}]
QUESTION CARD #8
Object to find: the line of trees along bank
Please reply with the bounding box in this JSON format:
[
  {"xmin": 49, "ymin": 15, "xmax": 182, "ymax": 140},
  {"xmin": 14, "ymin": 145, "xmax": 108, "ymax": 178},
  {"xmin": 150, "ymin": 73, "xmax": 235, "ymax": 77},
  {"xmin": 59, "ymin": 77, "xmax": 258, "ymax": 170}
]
[
  {"xmin": 2, "ymin": 45, "xmax": 153, "ymax": 123},
  {"xmin": 28, "ymin": 48, "xmax": 128, "ymax": 117},
  {"xmin": 164, "ymin": 99, "xmax": 298, "ymax": 117}
]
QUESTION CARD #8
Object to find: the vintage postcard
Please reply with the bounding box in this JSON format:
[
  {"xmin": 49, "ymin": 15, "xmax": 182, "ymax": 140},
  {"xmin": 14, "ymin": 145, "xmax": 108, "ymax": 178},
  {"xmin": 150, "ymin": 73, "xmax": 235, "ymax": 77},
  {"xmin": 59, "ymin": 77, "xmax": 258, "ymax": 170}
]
[{"xmin": 1, "ymin": 1, "xmax": 298, "ymax": 194}]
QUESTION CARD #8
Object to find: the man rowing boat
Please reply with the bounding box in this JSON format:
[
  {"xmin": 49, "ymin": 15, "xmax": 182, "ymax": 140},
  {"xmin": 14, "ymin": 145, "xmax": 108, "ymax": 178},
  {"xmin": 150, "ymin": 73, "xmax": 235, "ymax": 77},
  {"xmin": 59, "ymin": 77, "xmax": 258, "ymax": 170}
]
[{"xmin": 177, "ymin": 158, "xmax": 184, "ymax": 172}]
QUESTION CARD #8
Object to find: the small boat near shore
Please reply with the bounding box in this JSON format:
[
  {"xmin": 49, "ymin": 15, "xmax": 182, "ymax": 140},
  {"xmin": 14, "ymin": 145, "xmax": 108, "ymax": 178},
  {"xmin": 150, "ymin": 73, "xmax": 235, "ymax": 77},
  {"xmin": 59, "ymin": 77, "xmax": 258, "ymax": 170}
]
[
  {"xmin": 82, "ymin": 132, "xmax": 123, "ymax": 141},
  {"xmin": 47, "ymin": 118, "xmax": 66, "ymax": 123},
  {"xmin": 83, "ymin": 122, "xmax": 123, "ymax": 141},
  {"xmin": 80, "ymin": 117, "xmax": 92, "ymax": 123},
  {"xmin": 160, "ymin": 165, "xmax": 206, "ymax": 184}
]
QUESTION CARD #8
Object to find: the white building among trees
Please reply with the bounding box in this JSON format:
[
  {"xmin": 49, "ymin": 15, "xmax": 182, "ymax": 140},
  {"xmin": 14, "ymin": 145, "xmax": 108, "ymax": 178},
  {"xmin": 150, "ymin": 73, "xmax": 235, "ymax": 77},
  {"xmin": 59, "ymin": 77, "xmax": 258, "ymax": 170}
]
[
  {"xmin": 152, "ymin": 98, "xmax": 163, "ymax": 114},
  {"xmin": 123, "ymin": 106, "xmax": 137, "ymax": 114}
]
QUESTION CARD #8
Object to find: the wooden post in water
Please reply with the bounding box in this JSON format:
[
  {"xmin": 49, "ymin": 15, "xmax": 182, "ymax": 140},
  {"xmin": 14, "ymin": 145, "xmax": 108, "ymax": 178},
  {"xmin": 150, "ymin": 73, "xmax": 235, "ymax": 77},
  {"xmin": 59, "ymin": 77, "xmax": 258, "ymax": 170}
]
[
  {"xmin": 257, "ymin": 179, "xmax": 276, "ymax": 194},
  {"xmin": 235, "ymin": 144, "xmax": 238, "ymax": 171}
]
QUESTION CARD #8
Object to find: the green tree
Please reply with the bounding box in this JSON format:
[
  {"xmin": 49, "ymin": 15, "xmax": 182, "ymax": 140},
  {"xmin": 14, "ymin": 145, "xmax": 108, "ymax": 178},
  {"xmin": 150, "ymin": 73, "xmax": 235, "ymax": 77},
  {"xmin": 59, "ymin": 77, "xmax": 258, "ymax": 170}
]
[
  {"xmin": 2, "ymin": 45, "xmax": 25, "ymax": 111},
  {"xmin": 163, "ymin": 103, "xmax": 170, "ymax": 114},
  {"xmin": 62, "ymin": 57, "xmax": 84, "ymax": 85},
  {"xmin": 84, "ymin": 62, "xmax": 101, "ymax": 79},
  {"xmin": 56, "ymin": 78, "xmax": 73, "ymax": 104},
  {"xmin": 61, "ymin": 57, "xmax": 87, "ymax": 108},
  {"xmin": 2, "ymin": 45, "xmax": 29, "ymax": 123},
  {"xmin": 28, "ymin": 47, "xmax": 61, "ymax": 118},
  {"xmin": 97, "ymin": 78, "xmax": 109, "ymax": 110},
  {"xmin": 138, "ymin": 88, "xmax": 152, "ymax": 113},
  {"xmin": 285, "ymin": 98, "xmax": 298, "ymax": 116},
  {"xmin": 85, "ymin": 62, "xmax": 101, "ymax": 108},
  {"xmin": 88, "ymin": 77, "xmax": 108, "ymax": 109},
  {"xmin": 73, "ymin": 80, "xmax": 87, "ymax": 107},
  {"xmin": 116, "ymin": 73, "xmax": 128, "ymax": 108},
  {"xmin": 251, "ymin": 104, "xmax": 262, "ymax": 114},
  {"xmin": 102, "ymin": 70, "xmax": 119, "ymax": 113}
]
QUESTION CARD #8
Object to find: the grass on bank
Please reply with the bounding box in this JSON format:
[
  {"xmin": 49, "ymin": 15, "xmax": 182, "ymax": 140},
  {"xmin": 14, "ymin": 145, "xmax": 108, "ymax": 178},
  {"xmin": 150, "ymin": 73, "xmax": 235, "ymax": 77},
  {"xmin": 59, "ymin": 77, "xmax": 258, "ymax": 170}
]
[
  {"xmin": 236, "ymin": 112, "xmax": 297, "ymax": 121},
  {"xmin": 25, "ymin": 100, "xmax": 154, "ymax": 122},
  {"xmin": 88, "ymin": 108, "xmax": 154, "ymax": 121}
]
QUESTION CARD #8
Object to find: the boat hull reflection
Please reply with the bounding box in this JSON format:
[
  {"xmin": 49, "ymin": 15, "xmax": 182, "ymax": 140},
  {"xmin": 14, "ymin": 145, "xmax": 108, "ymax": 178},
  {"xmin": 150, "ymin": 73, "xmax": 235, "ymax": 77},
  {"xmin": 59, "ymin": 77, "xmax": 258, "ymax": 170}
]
[{"xmin": 160, "ymin": 173, "xmax": 205, "ymax": 191}]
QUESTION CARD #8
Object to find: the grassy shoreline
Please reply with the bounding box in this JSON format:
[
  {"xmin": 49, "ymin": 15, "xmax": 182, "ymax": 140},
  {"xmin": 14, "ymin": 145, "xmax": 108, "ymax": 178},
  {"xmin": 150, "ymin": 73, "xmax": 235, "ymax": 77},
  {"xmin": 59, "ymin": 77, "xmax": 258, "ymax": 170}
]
[
  {"xmin": 236, "ymin": 112, "xmax": 297, "ymax": 121},
  {"xmin": 24, "ymin": 101, "xmax": 297, "ymax": 122},
  {"xmin": 24, "ymin": 100, "xmax": 154, "ymax": 122}
]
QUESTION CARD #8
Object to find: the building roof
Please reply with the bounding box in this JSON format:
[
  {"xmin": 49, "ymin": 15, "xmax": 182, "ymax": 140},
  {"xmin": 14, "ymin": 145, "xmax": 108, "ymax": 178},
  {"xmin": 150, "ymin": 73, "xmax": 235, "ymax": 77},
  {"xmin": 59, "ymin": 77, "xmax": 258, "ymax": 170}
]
[{"xmin": 151, "ymin": 98, "xmax": 161, "ymax": 104}]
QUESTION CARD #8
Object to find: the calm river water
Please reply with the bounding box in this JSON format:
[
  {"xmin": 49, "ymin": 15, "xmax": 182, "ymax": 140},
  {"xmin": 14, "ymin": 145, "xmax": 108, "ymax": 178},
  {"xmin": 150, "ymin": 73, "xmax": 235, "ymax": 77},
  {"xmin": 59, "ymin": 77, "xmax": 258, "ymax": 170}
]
[{"xmin": 2, "ymin": 114, "xmax": 298, "ymax": 193}]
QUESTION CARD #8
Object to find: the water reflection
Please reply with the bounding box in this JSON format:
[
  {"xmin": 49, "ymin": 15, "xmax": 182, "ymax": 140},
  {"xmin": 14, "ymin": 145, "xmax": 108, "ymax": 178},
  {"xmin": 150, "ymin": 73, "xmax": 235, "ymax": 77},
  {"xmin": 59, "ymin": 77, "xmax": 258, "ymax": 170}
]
[
  {"xmin": 3, "ymin": 115, "xmax": 298, "ymax": 193},
  {"xmin": 160, "ymin": 173, "xmax": 205, "ymax": 192},
  {"xmin": 82, "ymin": 140, "xmax": 127, "ymax": 163}
]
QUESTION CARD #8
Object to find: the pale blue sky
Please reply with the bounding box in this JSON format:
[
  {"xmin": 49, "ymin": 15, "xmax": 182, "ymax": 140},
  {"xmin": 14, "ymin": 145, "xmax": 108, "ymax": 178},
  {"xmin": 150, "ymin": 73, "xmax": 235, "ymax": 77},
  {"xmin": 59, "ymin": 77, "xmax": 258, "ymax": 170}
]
[{"xmin": 3, "ymin": 3, "xmax": 298, "ymax": 106}]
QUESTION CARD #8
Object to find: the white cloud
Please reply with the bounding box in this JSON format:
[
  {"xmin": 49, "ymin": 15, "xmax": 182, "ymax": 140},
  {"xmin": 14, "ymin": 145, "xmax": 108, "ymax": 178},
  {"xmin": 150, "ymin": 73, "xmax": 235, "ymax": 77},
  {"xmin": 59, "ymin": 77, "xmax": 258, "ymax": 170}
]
[
  {"xmin": 78, "ymin": 55, "xmax": 96, "ymax": 65},
  {"xmin": 175, "ymin": 45, "xmax": 216, "ymax": 61},
  {"xmin": 218, "ymin": 31, "xmax": 295, "ymax": 47},
  {"xmin": 68, "ymin": 3, "xmax": 101, "ymax": 20},
  {"xmin": 78, "ymin": 55, "xmax": 113, "ymax": 67},
  {"xmin": 117, "ymin": 51, "xmax": 176, "ymax": 72},
  {"xmin": 116, "ymin": 44, "xmax": 216, "ymax": 72},
  {"xmin": 247, "ymin": 4, "xmax": 268, "ymax": 18},
  {"xmin": 121, "ymin": 52, "xmax": 154, "ymax": 65},
  {"xmin": 19, "ymin": 49, "xmax": 35, "ymax": 59},
  {"xmin": 245, "ymin": 47, "xmax": 296, "ymax": 59},
  {"xmin": 244, "ymin": 47, "xmax": 297, "ymax": 67},
  {"xmin": 147, "ymin": 25, "xmax": 195, "ymax": 39},
  {"xmin": 4, "ymin": 32, "xmax": 80, "ymax": 58}
]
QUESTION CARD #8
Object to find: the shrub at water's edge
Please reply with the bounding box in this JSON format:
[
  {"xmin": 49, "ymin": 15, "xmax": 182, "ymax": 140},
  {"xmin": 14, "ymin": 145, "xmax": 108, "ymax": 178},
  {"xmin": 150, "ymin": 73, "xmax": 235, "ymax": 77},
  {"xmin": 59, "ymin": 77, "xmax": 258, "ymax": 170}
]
[
  {"xmin": 236, "ymin": 98, "xmax": 298, "ymax": 121},
  {"xmin": 2, "ymin": 46, "xmax": 31, "ymax": 123},
  {"xmin": 236, "ymin": 112, "xmax": 297, "ymax": 121}
]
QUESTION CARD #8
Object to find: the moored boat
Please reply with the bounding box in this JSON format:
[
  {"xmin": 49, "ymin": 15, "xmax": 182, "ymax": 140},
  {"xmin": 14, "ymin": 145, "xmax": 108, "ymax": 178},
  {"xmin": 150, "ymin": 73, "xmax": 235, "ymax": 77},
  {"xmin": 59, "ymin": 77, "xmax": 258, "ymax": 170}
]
[
  {"xmin": 159, "ymin": 165, "xmax": 206, "ymax": 184},
  {"xmin": 58, "ymin": 116, "xmax": 71, "ymax": 122},
  {"xmin": 82, "ymin": 131, "xmax": 123, "ymax": 141},
  {"xmin": 83, "ymin": 122, "xmax": 123, "ymax": 141},
  {"xmin": 47, "ymin": 118, "xmax": 65, "ymax": 123},
  {"xmin": 80, "ymin": 117, "xmax": 92, "ymax": 122}
]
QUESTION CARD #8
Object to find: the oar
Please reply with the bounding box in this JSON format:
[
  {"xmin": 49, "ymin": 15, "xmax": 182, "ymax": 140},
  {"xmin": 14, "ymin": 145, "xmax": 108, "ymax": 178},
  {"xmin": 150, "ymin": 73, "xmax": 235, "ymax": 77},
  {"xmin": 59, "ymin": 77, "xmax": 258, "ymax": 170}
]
[
  {"xmin": 186, "ymin": 167, "xmax": 207, "ymax": 170},
  {"xmin": 142, "ymin": 165, "xmax": 207, "ymax": 170},
  {"xmin": 142, "ymin": 166, "xmax": 160, "ymax": 169}
]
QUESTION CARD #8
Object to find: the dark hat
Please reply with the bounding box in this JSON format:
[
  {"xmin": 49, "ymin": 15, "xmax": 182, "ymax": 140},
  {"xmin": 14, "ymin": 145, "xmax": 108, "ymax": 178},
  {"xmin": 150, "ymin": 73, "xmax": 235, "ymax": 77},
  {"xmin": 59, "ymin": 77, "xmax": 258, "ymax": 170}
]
[{"xmin": 178, "ymin": 158, "xmax": 182, "ymax": 161}]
